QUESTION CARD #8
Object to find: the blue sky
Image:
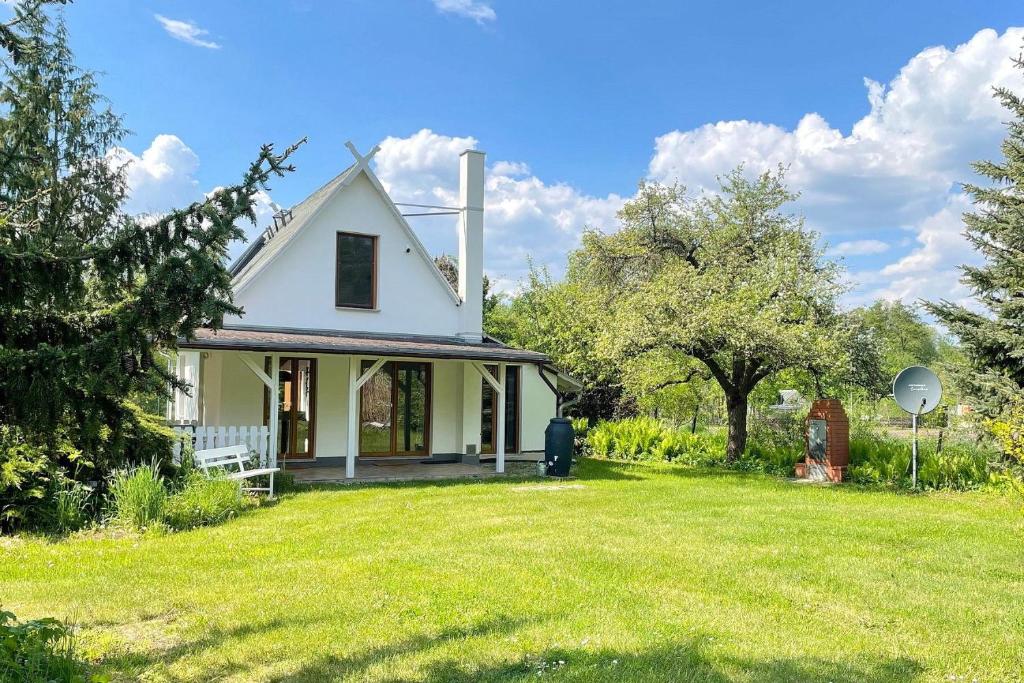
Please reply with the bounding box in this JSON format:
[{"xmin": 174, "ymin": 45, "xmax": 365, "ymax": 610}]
[{"xmin": 34, "ymin": 1, "xmax": 1024, "ymax": 303}]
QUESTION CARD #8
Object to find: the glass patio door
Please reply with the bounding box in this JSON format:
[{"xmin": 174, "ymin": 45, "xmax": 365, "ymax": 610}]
[
  {"xmin": 359, "ymin": 361, "xmax": 431, "ymax": 456},
  {"xmin": 264, "ymin": 357, "xmax": 316, "ymax": 460},
  {"xmin": 480, "ymin": 365, "xmax": 519, "ymax": 454}
]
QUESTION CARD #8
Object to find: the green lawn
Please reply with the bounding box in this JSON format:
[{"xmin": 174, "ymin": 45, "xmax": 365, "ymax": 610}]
[{"xmin": 2, "ymin": 460, "xmax": 1023, "ymax": 682}]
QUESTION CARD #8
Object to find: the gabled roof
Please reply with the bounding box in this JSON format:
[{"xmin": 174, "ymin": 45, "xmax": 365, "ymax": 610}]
[
  {"xmin": 228, "ymin": 148, "xmax": 461, "ymax": 305},
  {"xmin": 229, "ymin": 163, "xmax": 358, "ymax": 281}
]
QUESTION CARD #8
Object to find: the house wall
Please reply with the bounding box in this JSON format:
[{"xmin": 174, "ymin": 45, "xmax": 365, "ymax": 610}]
[
  {"xmin": 214, "ymin": 352, "xmax": 265, "ymax": 427},
  {"xmin": 520, "ymin": 364, "xmax": 557, "ymax": 452},
  {"xmin": 431, "ymin": 360, "xmax": 461, "ymax": 455},
  {"xmin": 197, "ymin": 352, "xmax": 556, "ymax": 460},
  {"xmin": 230, "ymin": 173, "xmax": 463, "ymax": 337},
  {"xmin": 314, "ymin": 355, "xmax": 351, "ymax": 461}
]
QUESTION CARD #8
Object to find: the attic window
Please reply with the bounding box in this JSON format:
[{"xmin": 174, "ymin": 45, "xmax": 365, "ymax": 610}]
[{"xmin": 336, "ymin": 232, "xmax": 377, "ymax": 309}]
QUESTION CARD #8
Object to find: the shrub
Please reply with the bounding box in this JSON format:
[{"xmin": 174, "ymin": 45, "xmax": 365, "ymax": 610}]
[
  {"xmin": 0, "ymin": 429, "xmax": 52, "ymax": 531},
  {"xmin": 585, "ymin": 417, "xmax": 727, "ymax": 465},
  {"xmin": 0, "ymin": 611, "xmax": 89, "ymax": 683},
  {"xmin": 0, "ymin": 426, "xmax": 90, "ymax": 532},
  {"xmin": 107, "ymin": 463, "xmax": 166, "ymax": 530},
  {"xmin": 917, "ymin": 443, "xmax": 992, "ymax": 490},
  {"xmin": 570, "ymin": 417, "xmax": 590, "ymax": 454},
  {"xmin": 744, "ymin": 437, "xmax": 803, "ymax": 476},
  {"xmin": 165, "ymin": 472, "xmax": 244, "ymax": 530},
  {"xmin": 848, "ymin": 432, "xmax": 911, "ymax": 486}
]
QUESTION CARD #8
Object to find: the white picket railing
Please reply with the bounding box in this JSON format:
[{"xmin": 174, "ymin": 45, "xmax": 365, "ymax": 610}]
[{"xmin": 171, "ymin": 425, "xmax": 271, "ymax": 467}]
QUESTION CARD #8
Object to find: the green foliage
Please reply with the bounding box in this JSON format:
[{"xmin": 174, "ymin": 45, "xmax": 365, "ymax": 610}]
[
  {"xmin": 848, "ymin": 433, "xmax": 911, "ymax": 486},
  {"xmin": 164, "ymin": 472, "xmax": 243, "ymax": 531},
  {"xmin": 848, "ymin": 430, "xmax": 995, "ymax": 490},
  {"xmin": 47, "ymin": 481, "xmax": 93, "ymax": 534},
  {"xmin": 586, "ymin": 416, "xmax": 998, "ymax": 490},
  {"xmin": 0, "ymin": 610, "xmax": 91, "ymax": 683},
  {"xmin": 0, "ymin": 426, "xmax": 51, "ymax": 530},
  {"xmin": 850, "ymin": 301, "xmax": 939, "ymax": 378},
  {"xmin": 918, "ymin": 443, "xmax": 991, "ymax": 490},
  {"xmin": 106, "ymin": 460, "xmax": 249, "ymax": 532},
  {"xmin": 574, "ymin": 170, "xmax": 847, "ymax": 459},
  {"xmin": 485, "ymin": 265, "xmax": 626, "ymax": 420},
  {"xmin": 586, "ymin": 417, "xmax": 726, "ymax": 466},
  {"xmin": 106, "ymin": 464, "xmax": 166, "ymax": 530},
  {"xmin": 0, "ymin": 6, "xmax": 302, "ymax": 505},
  {"xmin": 0, "ymin": 425, "xmax": 87, "ymax": 532},
  {"xmin": 742, "ymin": 415, "xmax": 805, "ymax": 475},
  {"xmin": 987, "ymin": 401, "xmax": 1024, "ymax": 467},
  {"xmin": 925, "ymin": 51, "xmax": 1024, "ymax": 414}
]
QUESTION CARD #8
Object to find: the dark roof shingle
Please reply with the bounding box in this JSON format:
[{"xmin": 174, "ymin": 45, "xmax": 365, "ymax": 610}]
[{"xmin": 179, "ymin": 326, "xmax": 549, "ymax": 363}]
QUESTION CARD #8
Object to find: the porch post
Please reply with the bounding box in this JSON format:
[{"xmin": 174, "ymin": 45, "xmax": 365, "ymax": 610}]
[
  {"xmin": 269, "ymin": 353, "xmax": 280, "ymax": 471},
  {"xmin": 347, "ymin": 356, "xmax": 360, "ymax": 479},
  {"xmin": 496, "ymin": 363, "xmax": 506, "ymax": 474}
]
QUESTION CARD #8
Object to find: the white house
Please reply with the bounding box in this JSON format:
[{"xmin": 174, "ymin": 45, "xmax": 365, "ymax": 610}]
[{"xmin": 169, "ymin": 142, "xmax": 579, "ymax": 479}]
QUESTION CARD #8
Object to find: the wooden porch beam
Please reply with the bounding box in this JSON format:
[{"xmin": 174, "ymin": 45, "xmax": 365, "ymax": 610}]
[
  {"xmin": 355, "ymin": 357, "xmax": 387, "ymax": 390},
  {"xmin": 471, "ymin": 361, "xmax": 503, "ymax": 394},
  {"xmin": 238, "ymin": 353, "xmax": 274, "ymax": 389}
]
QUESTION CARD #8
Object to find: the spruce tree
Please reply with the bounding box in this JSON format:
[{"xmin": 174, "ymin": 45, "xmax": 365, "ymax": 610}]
[
  {"xmin": 0, "ymin": 5, "xmax": 301, "ymax": 475},
  {"xmin": 926, "ymin": 48, "xmax": 1024, "ymax": 414}
]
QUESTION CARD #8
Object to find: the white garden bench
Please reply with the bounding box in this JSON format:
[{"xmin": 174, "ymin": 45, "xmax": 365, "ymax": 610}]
[{"xmin": 194, "ymin": 444, "xmax": 280, "ymax": 496}]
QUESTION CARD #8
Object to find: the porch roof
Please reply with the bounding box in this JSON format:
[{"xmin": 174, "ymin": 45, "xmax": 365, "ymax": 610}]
[{"xmin": 179, "ymin": 325, "xmax": 550, "ymax": 363}]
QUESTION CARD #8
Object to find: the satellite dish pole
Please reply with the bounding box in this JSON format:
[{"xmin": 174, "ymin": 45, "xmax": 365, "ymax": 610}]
[
  {"xmin": 911, "ymin": 396, "xmax": 926, "ymax": 488},
  {"xmin": 892, "ymin": 366, "xmax": 943, "ymax": 490}
]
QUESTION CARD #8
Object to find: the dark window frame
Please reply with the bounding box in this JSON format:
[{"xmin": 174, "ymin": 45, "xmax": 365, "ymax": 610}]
[
  {"xmin": 358, "ymin": 360, "xmax": 433, "ymax": 457},
  {"xmin": 481, "ymin": 364, "xmax": 521, "ymax": 455},
  {"xmin": 335, "ymin": 231, "xmax": 378, "ymax": 310},
  {"xmin": 262, "ymin": 356, "xmax": 318, "ymax": 460}
]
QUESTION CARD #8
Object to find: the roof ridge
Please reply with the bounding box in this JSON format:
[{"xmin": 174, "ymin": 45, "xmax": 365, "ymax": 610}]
[{"xmin": 229, "ymin": 163, "xmax": 357, "ymax": 280}]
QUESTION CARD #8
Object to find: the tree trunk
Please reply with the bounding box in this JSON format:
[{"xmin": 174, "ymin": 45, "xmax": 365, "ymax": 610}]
[
  {"xmin": 726, "ymin": 393, "xmax": 748, "ymax": 462},
  {"xmin": 690, "ymin": 404, "xmax": 699, "ymax": 434}
]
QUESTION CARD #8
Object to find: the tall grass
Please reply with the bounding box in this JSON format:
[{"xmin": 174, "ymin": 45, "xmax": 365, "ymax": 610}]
[
  {"xmin": 165, "ymin": 472, "xmax": 244, "ymax": 530},
  {"xmin": 107, "ymin": 463, "xmax": 166, "ymax": 529},
  {"xmin": 47, "ymin": 482, "xmax": 92, "ymax": 533}
]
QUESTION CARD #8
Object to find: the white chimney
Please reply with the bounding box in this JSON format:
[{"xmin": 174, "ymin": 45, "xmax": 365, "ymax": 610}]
[{"xmin": 458, "ymin": 149, "xmax": 485, "ymax": 342}]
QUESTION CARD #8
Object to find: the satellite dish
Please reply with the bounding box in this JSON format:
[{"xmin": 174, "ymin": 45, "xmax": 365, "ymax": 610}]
[{"xmin": 892, "ymin": 366, "xmax": 942, "ymax": 415}]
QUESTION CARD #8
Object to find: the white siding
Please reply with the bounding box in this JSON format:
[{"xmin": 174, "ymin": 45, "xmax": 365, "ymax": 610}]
[
  {"xmin": 314, "ymin": 355, "xmax": 351, "ymax": 460},
  {"xmin": 520, "ymin": 364, "xmax": 557, "ymax": 452},
  {"xmin": 431, "ymin": 360, "xmax": 461, "ymax": 454},
  {"xmin": 230, "ymin": 173, "xmax": 461, "ymax": 336}
]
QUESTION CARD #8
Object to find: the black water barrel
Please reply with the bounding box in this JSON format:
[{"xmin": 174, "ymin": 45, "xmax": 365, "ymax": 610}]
[{"xmin": 545, "ymin": 418, "xmax": 575, "ymax": 477}]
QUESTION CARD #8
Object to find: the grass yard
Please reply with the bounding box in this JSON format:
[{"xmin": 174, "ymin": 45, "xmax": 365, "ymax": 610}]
[{"xmin": 2, "ymin": 459, "xmax": 1023, "ymax": 682}]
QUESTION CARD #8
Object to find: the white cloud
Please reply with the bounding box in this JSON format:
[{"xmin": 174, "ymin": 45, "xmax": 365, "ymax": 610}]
[
  {"xmin": 109, "ymin": 134, "xmax": 271, "ymax": 264},
  {"xmin": 109, "ymin": 27, "xmax": 1024, "ymax": 309},
  {"xmin": 374, "ymin": 129, "xmax": 623, "ymax": 290},
  {"xmin": 864, "ymin": 193, "xmax": 980, "ymax": 307},
  {"xmin": 155, "ymin": 15, "xmax": 221, "ymax": 49},
  {"xmin": 647, "ymin": 27, "xmax": 1024, "ymax": 307},
  {"xmin": 108, "ymin": 134, "xmax": 201, "ymax": 215},
  {"xmin": 828, "ymin": 239, "xmax": 891, "ymax": 257},
  {"xmin": 431, "ymin": 0, "xmax": 496, "ymax": 24}
]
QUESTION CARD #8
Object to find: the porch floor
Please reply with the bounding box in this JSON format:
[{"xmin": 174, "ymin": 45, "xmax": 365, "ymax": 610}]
[{"xmin": 287, "ymin": 459, "xmax": 539, "ymax": 484}]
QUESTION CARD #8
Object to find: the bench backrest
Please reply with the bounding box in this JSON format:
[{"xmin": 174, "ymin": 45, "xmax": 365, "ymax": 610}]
[{"xmin": 194, "ymin": 444, "xmax": 249, "ymax": 473}]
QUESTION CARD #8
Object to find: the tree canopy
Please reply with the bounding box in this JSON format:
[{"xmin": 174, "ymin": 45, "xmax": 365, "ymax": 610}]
[
  {"xmin": 0, "ymin": 6, "xmax": 301, "ymax": 475},
  {"xmin": 573, "ymin": 170, "xmax": 847, "ymax": 459},
  {"xmin": 926, "ymin": 48, "xmax": 1024, "ymax": 415}
]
